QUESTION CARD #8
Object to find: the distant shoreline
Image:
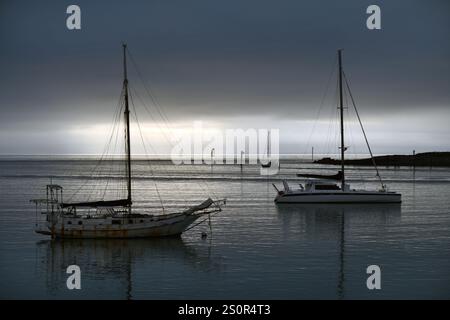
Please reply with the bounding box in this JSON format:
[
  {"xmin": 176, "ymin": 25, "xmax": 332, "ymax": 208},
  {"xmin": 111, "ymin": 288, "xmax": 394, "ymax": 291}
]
[
  {"xmin": 315, "ymin": 152, "xmax": 450, "ymax": 167},
  {"xmin": 1, "ymin": 152, "xmax": 450, "ymax": 166}
]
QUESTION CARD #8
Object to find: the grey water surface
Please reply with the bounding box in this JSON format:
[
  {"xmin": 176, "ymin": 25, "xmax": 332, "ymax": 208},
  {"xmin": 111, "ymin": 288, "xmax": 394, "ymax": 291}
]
[{"xmin": 0, "ymin": 159, "xmax": 449, "ymax": 299}]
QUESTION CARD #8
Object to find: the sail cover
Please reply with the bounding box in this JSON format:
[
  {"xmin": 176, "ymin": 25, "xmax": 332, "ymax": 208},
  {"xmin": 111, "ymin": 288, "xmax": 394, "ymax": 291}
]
[
  {"xmin": 61, "ymin": 199, "xmax": 131, "ymax": 208},
  {"xmin": 297, "ymin": 171, "xmax": 343, "ymax": 181}
]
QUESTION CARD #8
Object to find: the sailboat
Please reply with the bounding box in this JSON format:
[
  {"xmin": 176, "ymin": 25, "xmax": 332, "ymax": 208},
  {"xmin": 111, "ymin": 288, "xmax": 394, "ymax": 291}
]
[
  {"xmin": 274, "ymin": 50, "xmax": 401, "ymax": 204},
  {"xmin": 31, "ymin": 44, "xmax": 225, "ymax": 238}
]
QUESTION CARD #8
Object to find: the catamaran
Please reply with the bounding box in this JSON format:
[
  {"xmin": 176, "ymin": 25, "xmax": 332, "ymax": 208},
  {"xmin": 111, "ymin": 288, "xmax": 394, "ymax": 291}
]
[
  {"xmin": 31, "ymin": 44, "xmax": 225, "ymax": 238},
  {"xmin": 274, "ymin": 50, "xmax": 401, "ymax": 204}
]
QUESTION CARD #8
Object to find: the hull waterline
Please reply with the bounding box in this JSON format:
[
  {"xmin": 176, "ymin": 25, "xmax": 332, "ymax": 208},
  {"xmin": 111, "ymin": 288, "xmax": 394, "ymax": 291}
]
[{"xmin": 275, "ymin": 191, "xmax": 401, "ymax": 204}]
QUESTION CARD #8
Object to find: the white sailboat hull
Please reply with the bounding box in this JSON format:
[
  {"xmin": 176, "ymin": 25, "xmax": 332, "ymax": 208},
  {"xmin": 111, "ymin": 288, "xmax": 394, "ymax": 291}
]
[
  {"xmin": 36, "ymin": 213, "xmax": 202, "ymax": 239},
  {"xmin": 275, "ymin": 191, "xmax": 401, "ymax": 204}
]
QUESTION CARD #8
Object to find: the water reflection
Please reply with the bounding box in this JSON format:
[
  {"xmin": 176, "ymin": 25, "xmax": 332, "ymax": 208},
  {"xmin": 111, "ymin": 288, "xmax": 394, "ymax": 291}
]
[
  {"xmin": 275, "ymin": 203, "xmax": 401, "ymax": 299},
  {"xmin": 35, "ymin": 237, "xmax": 219, "ymax": 299}
]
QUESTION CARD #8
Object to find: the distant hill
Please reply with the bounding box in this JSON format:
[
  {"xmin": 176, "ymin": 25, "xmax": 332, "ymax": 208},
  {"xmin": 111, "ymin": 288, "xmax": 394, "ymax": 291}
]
[{"xmin": 315, "ymin": 152, "xmax": 450, "ymax": 167}]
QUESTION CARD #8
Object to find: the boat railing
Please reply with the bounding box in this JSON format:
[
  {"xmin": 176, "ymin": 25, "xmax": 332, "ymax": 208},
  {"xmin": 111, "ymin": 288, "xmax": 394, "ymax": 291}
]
[
  {"xmin": 184, "ymin": 198, "xmax": 226, "ymax": 216},
  {"xmin": 212, "ymin": 198, "xmax": 226, "ymax": 207}
]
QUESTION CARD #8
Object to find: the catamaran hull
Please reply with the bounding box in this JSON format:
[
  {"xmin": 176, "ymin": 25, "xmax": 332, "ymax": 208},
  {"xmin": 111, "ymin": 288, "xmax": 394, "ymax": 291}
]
[
  {"xmin": 275, "ymin": 192, "xmax": 401, "ymax": 204},
  {"xmin": 36, "ymin": 214, "xmax": 202, "ymax": 239}
]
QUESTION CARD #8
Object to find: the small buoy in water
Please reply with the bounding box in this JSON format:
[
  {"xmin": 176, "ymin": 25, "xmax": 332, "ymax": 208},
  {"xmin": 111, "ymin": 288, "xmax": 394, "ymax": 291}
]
[{"xmin": 201, "ymin": 232, "xmax": 208, "ymax": 239}]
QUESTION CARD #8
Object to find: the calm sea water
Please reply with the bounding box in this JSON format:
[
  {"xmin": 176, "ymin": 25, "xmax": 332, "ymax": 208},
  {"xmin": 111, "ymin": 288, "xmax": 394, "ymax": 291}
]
[{"xmin": 0, "ymin": 159, "xmax": 449, "ymax": 299}]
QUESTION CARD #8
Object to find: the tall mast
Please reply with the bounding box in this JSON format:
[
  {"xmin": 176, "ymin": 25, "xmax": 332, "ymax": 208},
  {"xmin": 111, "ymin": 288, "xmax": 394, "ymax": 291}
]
[
  {"xmin": 338, "ymin": 49, "xmax": 345, "ymax": 190},
  {"xmin": 123, "ymin": 44, "xmax": 132, "ymax": 206}
]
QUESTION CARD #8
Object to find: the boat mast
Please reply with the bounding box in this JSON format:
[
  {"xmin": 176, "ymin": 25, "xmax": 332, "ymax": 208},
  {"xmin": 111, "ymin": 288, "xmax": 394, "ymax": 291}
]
[
  {"xmin": 123, "ymin": 44, "xmax": 132, "ymax": 208},
  {"xmin": 338, "ymin": 49, "xmax": 345, "ymax": 190}
]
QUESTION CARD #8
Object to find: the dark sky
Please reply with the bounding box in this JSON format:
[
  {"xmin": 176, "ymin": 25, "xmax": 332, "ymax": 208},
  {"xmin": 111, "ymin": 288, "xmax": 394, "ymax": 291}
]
[{"xmin": 0, "ymin": 0, "xmax": 449, "ymax": 155}]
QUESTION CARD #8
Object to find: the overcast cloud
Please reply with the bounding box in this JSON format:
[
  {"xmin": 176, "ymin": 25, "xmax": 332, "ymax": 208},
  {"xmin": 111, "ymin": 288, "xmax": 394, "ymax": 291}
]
[{"xmin": 0, "ymin": 0, "xmax": 449, "ymax": 155}]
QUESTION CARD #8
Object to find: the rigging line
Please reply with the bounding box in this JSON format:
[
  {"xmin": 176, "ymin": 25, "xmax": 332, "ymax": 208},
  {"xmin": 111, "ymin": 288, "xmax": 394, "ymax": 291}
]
[
  {"xmin": 87, "ymin": 103, "xmax": 122, "ymax": 202},
  {"xmin": 128, "ymin": 86, "xmax": 188, "ymax": 193},
  {"xmin": 123, "ymin": 110, "xmax": 128, "ymax": 199},
  {"xmin": 344, "ymin": 102, "xmax": 356, "ymax": 182},
  {"xmin": 87, "ymin": 93, "xmax": 125, "ymax": 201},
  {"xmin": 330, "ymin": 103, "xmax": 338, "ymax": 157},
  {"xmin": 333, "ymin": 72, "xmax": 341, "ymax": 156},
  {"xmin": 62, "ymin": 90, "xmax": 120, "ymax": 190},
  {"xmin": 126, "ymin": 81, "xmax": 204, "ymax": 198},
  {"xmin": 332, "ymin": 103, "xmax": 339, "ymax": 158},
  {"xmin": 130, "ymin": 85, "xmax": 217, "ymax": 201},
  {"xmin": 105, "ymin": 97, "xmax": 126, "ymax": 198},
  {"xmin": 127, "ymin": 57, "xmax": 174, "ymax": 146},
  {"xmin": 126, "ymin": 84, "xmax": 197, "ymax": 198},
  {"xmin": 67, "ymin": 88, "xmax": 125, "ymax": 202},
  {"xmin": 126, "ymin": 74, "xmax": 215, "ymax": 195},
  {"xmin": 92, "ymin": 127, "xmax": 116, "ymax": 200},
  {"xmin": 344, "ymin": 84, "xmax": 365, "ymax": 187},
  {"xmin": 324, "ymin": 72, "xmax": 335, "ymax": 156},
  {"xmin": 111, "ymin": 107, "xmax": 126, "ymax": 200},
  {"xmin": 129, "ymin": 89, "xmax": 166, "ymax": 213},
  {"xmin": 102, "ymin": 104, "xmax": 123, "ymax": 200},
  {"xmin": 120, "ymin": 120, "xmax": 128, "ymax": 200},
  {"xmin": 128, "ymin": 49, "xmax": 218, "ymax": 199},
  {"xmin": 304, "ymin": 55, "xmax": 338, "ymax": 156},
  {"xmin": 343, "ymin": 83, "xmax": 350, "ymax": 154},
  {"xmin": 343, "ymin": 71, "xmax": 384, "ymax": 189},
  {"xmin": 327, "ymin": 80, "xmax": 339, "ymax": 155},
  {"xmin": 126, "ymin": 48, "xmax": 174, "ymax": 134},
  {"xmin": 325, "ymin": 73, "xmax": 339, "ymax": 156},
  {"xmin": 88, "ymin": 118, "xmax": 123, "ymax": 202},
  {"xmin": 130, "ymin": 85, "xmax": 174, "ymax": 147},
  {"xmin": 130, "ymin": 87, "xmax": 183, "ymax": 165},
  {"xmin": 111, "ymin": 121, "xmax": 122, "ymax": 200},
  {"xmin": 344, "ymin": 99, "xmax": 358, "ymax": 184},
  {"xmin": 130, "ymin": 95, "xmax": 166, "ymax": 212},
  {"xmin": 127, "ymin": 49, "xmax": 217, "ymax": 200},
  {"xmin": 129, "ymin": 87, "xmax": 198, "ymax": 207}
]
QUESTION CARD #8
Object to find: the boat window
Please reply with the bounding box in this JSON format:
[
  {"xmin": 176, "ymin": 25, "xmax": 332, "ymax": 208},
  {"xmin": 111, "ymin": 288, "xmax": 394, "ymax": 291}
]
[
  {"xmin": 128, "ymin": 220, "xmax": 133, "ymax": 224},
  {"xmin": 67, "ymin": 221, "xmax": 72, "ymax": 225},
  {"xmin": 111, "ymin": 220, "xmax": 121, "ymax": 225},
  {"xmin": 78, "ymin": 221, "xmax": 82, "ymax": 225},
  {"xmin": 140, "ymin": 220, "xmax": 144, "ymax": 223}
]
